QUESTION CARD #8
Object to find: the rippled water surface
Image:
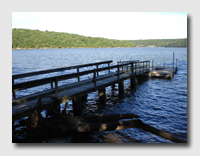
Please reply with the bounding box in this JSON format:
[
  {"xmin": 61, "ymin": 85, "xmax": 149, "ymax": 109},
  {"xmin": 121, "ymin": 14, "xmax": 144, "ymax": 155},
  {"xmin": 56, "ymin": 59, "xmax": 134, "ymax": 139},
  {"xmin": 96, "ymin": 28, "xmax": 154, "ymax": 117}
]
[{"xmin": 12, "ymin": 47, "xmax": 187, "ymax": 143}]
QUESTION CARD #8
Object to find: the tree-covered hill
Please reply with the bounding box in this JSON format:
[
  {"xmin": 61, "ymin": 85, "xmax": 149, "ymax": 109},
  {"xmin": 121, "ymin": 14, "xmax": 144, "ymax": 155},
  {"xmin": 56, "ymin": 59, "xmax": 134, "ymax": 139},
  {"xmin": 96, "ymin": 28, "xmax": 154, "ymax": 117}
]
[
  {"xmin": 12, "ymin": 28, "xmax": 187, "ymax": 49},
  {"xmin": 12, "ymin": 28, "xmax": 136, "ymax": 49}
]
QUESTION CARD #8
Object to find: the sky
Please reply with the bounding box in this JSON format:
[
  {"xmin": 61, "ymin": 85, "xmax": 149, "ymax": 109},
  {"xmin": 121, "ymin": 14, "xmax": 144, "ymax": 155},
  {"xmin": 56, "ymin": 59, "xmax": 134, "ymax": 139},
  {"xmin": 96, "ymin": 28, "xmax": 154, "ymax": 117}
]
[{"xmin": 12, "ymin": 12, "xmax": 187, "ymax": 40}]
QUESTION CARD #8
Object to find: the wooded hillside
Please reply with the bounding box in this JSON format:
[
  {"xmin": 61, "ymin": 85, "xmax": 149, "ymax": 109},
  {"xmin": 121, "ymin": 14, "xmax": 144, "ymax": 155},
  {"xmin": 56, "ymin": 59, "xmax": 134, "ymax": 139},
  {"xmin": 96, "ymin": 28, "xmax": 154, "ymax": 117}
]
[{"xmin": 12, "ymin": 28, "xmax": 187, "ymax": 49}]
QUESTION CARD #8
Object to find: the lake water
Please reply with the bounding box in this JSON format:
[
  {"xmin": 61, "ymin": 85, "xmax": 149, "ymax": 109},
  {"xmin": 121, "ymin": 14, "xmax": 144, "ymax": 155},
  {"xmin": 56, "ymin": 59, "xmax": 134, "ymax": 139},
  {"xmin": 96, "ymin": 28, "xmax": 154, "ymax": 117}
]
[{"xmin": 12, "ymin": 47, "xmax": 187, "ymax": 143}]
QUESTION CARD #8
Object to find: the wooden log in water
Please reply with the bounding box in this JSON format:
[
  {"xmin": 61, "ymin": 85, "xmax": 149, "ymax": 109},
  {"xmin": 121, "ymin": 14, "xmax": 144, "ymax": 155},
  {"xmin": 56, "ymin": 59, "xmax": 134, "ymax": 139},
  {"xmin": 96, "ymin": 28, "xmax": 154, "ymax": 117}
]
[
  {"xmin": 138, "ymin": 121, "xmax": 187, "ymax": 143},
  {"xmin": 74, "ymin": 119, "xmax": 187, "ymax": 143},
  {"xmin": 23, "ymin": 98, "xmax": 186, "ymax": 143},
  {"xmin": 63, "ymin": 113, "xmax": 140, "ymax": 123}
]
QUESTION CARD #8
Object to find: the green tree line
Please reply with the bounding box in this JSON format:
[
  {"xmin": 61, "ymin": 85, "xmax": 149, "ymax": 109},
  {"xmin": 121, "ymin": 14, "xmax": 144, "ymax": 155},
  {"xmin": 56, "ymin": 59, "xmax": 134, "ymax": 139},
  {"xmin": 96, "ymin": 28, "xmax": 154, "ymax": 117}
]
[
  {"xmin": 131, "ymin": 39, "xmax": 187, "ymax": 47},
  {"xmin": 12, "ymin": 28, "xmax": 187, "ymax": 49}
]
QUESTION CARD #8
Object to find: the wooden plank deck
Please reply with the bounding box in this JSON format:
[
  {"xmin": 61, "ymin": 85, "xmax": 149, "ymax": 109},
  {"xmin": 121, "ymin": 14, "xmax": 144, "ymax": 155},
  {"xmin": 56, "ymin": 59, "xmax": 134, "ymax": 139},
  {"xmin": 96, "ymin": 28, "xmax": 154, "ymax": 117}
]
[
  {"xmin": 12, "ymin": 70, "xmax": 145, "ymax": 120},
  {"xmin": 12, "ymin": 60, "xmax": 151, "ymax": 120}
]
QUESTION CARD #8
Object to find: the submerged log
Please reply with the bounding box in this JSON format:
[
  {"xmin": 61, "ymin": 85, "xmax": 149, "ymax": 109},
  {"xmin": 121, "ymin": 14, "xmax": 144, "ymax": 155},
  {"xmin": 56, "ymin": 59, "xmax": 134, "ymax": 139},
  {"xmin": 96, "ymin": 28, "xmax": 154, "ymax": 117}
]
[
  {"xmin": 139, "ymin": 121, "xmax": 187, "ymax": 143},
  {"xmin": 69, "ymin": 119, "xmax": 186, "ymax": 143},
  {"xmin": 22, "ymin": 97, "xmax": 186, "ymax": 143}
]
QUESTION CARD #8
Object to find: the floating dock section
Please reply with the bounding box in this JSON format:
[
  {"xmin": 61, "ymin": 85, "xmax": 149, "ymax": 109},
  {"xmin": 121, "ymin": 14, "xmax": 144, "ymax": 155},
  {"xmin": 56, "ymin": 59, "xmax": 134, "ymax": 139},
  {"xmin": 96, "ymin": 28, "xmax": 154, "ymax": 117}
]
[{"xmin": 149, "ymin": 66, "xmax": 177, "ymax": 79}]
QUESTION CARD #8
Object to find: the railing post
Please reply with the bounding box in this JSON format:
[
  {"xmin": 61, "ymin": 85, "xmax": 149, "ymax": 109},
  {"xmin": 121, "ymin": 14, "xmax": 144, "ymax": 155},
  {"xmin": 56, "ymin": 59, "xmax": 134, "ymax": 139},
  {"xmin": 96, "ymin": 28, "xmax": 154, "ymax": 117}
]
[
  {"xmin": 121, "ymin": 61, "xmax": 123, "ymax": 72},
  {"xmin": 143, "ymin": 61, "xmax": 144, "ymax": 73},
  {"xmin": 152, "ymin": 60, "xmax": 153, "ymax": 71},
  {"xmin": 135, "ymin": 62, "xmax": 136, "ymax": 75},
  {"xmin": 93, "ymin": 69, "xmax": 97, "ymax": 91},
  {"xmin": 131, "ymin": 63, "xmax": 133, "ymax": 75},
  {"xmin": 77, "ymin": 67, "xmax": 80, "ymax": 82},
  {"xmin": 96, "ymin": 65, "xmax": 99, "ymax": 76},
  {"xmin": 51, "ymin": 82, "xmax": 53, "ymax": 89},
  {"xmin": 108, "ymin": 62, "xmax": 110, "ymax": 74},
  {"xmin": 117, "ymin": 66, "xmax": 120, "ymax": 84},
  {"xmin": 55, "ymin": 78, "xmax": 58, "ymax": 97},
  {"xmin": 12, "ymin": 78, "xmax": 16, "ymax": 99},
  {"xmin": 146, "ymin": 61, "xmax": 147, "ymax": 72},
  {"xmin": 139, "ymin": 62, "xmax": 140, "ymax": 74}
]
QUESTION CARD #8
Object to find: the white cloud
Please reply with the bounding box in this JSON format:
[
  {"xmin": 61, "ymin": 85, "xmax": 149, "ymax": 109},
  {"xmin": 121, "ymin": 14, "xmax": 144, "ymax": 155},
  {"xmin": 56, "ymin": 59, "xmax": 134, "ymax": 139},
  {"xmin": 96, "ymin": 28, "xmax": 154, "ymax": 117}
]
[{"xmin": 12, "ymin": 12, "xmax": 187, "ymax": 40}]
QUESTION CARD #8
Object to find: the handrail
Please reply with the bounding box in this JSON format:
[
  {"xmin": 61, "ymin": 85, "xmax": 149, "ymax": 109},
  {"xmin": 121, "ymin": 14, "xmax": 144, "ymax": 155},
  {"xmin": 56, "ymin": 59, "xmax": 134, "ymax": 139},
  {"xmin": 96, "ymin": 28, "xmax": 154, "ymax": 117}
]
[
  {"xmin": 12, "ymin": 61, "xmax": 150, "ymax": 102},
  {"xmin": 12, "ymin": 63, "xmax": 131, "ymax": 92},
  {"xmin": 12, "ymin": 60, "xmax": 113, "ymax": 79}
]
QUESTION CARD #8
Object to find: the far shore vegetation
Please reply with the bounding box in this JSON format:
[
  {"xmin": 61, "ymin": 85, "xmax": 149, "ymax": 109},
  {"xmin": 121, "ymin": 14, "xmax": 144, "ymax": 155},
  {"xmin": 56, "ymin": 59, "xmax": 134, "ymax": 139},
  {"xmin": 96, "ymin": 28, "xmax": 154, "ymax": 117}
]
[{"xmin": 12, "ymin": 28, "xmax": 187, "ymax": 49}]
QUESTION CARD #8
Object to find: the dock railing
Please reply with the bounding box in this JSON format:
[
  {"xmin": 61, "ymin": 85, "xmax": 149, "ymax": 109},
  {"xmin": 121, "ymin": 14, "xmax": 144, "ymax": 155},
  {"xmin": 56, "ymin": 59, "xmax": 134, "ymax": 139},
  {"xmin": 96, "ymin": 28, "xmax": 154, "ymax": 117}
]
[
  {"xmin": 12, "ymin": 60, "xmax": 150, "ymax": 106},
  {"xmin": 12, "ymin": 60, "xmax": 112, "ymax": 99}
]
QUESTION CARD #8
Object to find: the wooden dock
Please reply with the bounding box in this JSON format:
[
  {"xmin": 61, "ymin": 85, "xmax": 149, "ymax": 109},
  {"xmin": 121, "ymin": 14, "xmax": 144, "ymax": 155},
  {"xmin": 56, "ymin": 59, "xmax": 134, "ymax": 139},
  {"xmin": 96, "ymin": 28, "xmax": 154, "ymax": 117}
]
[
  {"xmin": 12, "ymin": 60, "xmax": 176, "ymax": 121},
  {"xmin": 149, "ymin": 66, "xmax": 177, "ymax": 79}
]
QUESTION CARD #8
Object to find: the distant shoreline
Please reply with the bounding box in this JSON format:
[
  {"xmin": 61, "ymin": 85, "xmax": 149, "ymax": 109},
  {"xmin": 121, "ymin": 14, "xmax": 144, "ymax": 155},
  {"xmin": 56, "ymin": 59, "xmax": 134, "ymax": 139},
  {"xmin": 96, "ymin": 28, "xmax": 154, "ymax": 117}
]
[
  {"xmin": 12, "ymin": 46, "xmax": 187, "ymax": 50},
  {"xmin": 12, "ymin": 29, "xmax": 187, "ymax": 50}
]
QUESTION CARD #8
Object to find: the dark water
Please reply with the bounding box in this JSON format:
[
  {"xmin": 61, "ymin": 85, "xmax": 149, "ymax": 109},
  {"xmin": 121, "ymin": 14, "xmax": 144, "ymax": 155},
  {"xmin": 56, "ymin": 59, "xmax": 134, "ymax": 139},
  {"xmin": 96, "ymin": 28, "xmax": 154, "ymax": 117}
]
[{"xmin": 12, "ymin": 47, "xmax": 187, "ymax": 143}]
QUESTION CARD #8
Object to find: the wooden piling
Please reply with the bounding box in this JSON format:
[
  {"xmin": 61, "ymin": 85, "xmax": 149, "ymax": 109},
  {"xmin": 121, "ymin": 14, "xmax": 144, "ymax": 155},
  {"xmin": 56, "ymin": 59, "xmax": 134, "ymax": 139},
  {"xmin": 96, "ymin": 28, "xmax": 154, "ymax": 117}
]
[
  {"xmin": 99, "ymin": 88, "xmax": 106, "ymax": 103},
  {"xmin": 81, "ymin": 94, "xmax": 88, "ymax": 103},
  {"xmin": 111, "ymin": 84, "xmax": 115, "ymax": 90},
  {"xmin": 131, "ymin": 76, "xmax": 137, "ymax": 90},
  {"xmin": 72, "ymin": 96, "xmax": 82, "ymax": 116},
  {"xmin": 119, "ymin": 80, "xmax": 124, "ymax": 95}
]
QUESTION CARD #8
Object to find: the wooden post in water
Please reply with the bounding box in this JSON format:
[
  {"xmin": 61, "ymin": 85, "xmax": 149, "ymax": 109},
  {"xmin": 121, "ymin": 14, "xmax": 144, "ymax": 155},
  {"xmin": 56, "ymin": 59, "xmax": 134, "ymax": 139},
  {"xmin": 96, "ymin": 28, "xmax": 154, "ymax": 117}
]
[
  {"xmin": 119, "ymin": 79, "xmax": 124, "ymax": 95},
  {"xmin": 131, "ymin": 63, "xmax": 133, "ymax": 75},
  {"xmin": 130, "ymin": 63, "xmax": 136, "ymax": 89},
  {"xmin": 111, "ymin": 84, "xmax": 115, "ymax": 90},
  {"xmin": 81, "ymin": 94, "xmax": 88, "ymax": 103},
  {"xmin": 99, "ymin": 88, "xmax": 106, "ymax": 103},
  {"xmin": 72, "ymin": 96, "xmax": 82, "ymax": 116},
  {"xmin": 131, "ymin": 76, "xmax": 137, "ymax": 90}
]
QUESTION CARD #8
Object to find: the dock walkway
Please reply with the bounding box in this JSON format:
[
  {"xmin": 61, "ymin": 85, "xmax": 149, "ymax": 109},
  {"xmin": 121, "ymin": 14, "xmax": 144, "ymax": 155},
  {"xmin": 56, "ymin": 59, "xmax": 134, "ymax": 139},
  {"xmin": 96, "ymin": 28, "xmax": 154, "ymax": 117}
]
[{"xmin": 12, "ymin": 60, "xmax": 177, "ymax": 120}]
